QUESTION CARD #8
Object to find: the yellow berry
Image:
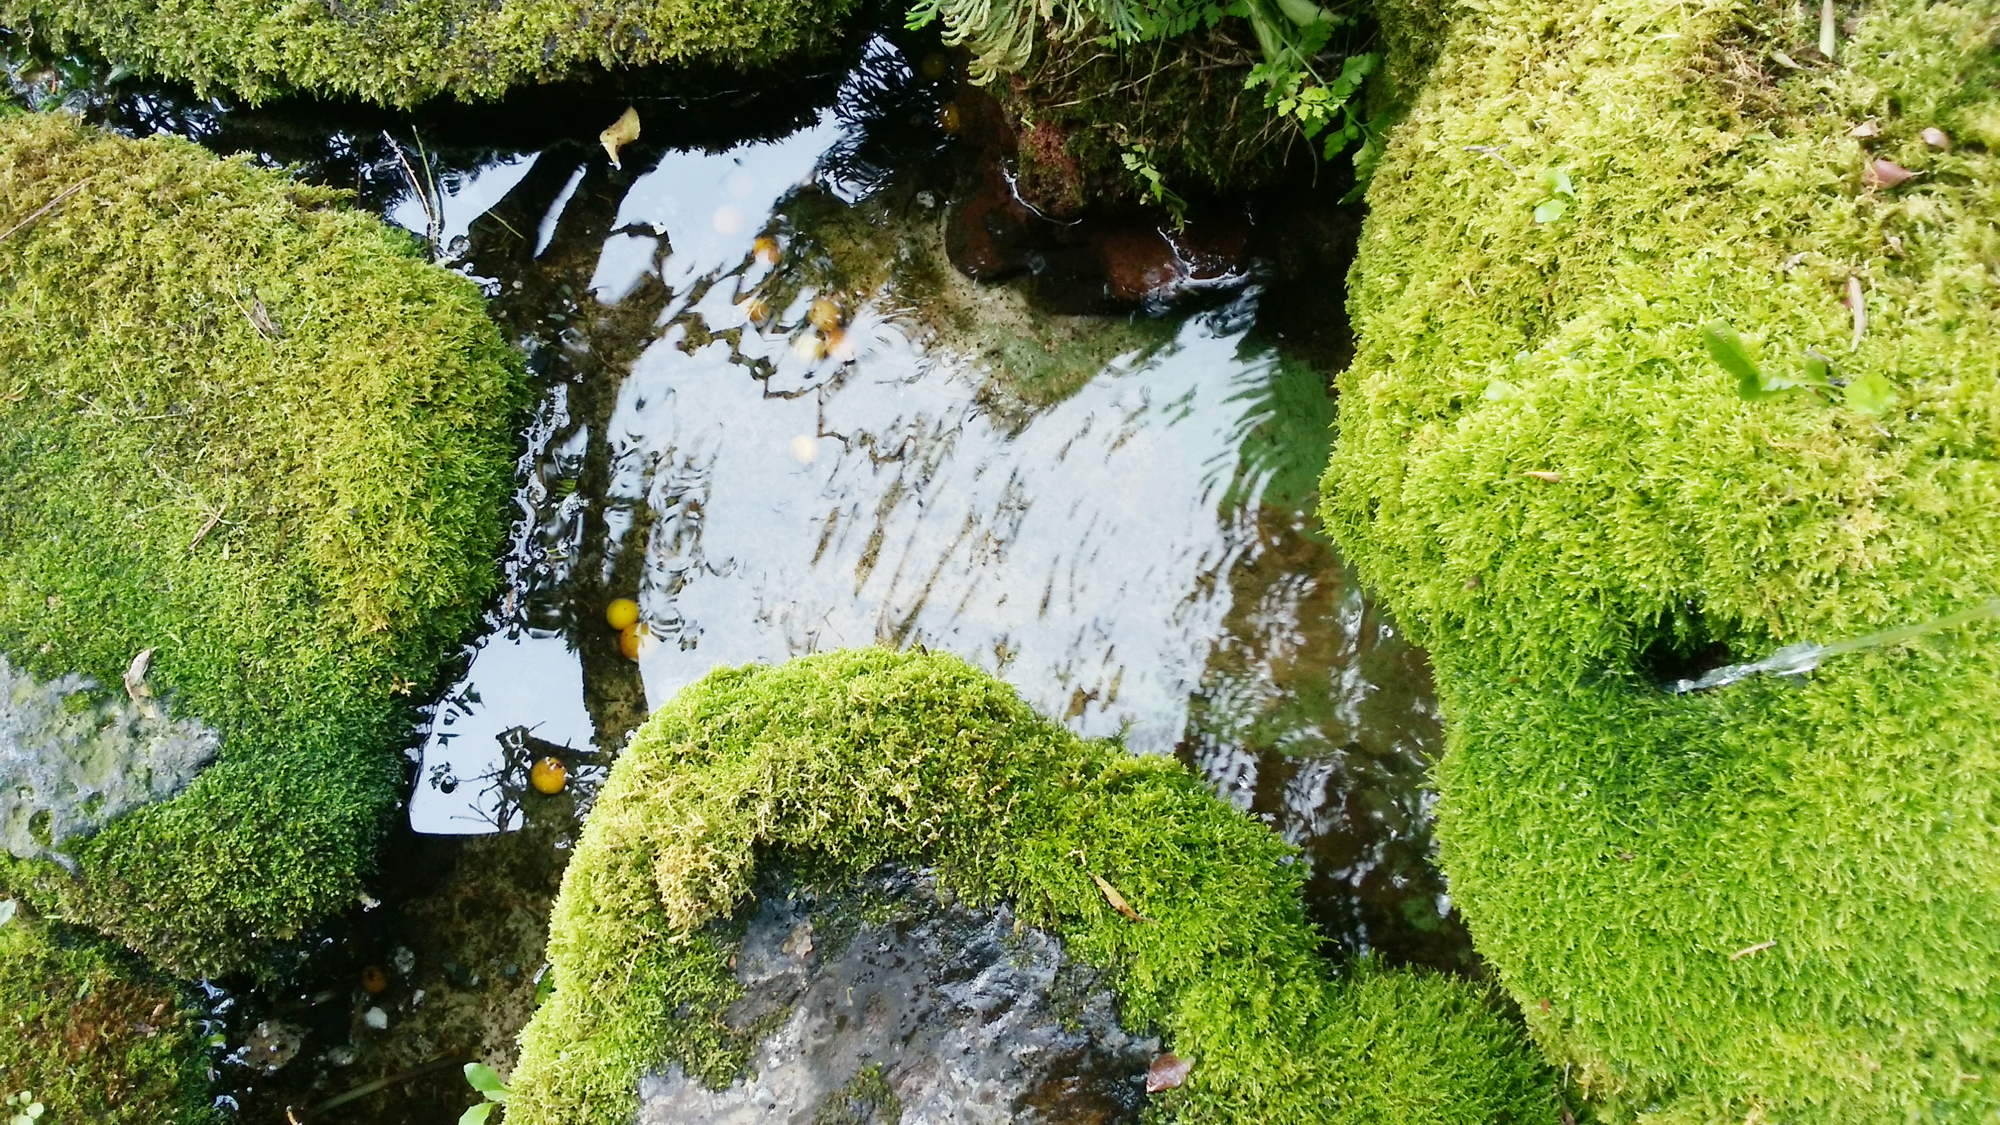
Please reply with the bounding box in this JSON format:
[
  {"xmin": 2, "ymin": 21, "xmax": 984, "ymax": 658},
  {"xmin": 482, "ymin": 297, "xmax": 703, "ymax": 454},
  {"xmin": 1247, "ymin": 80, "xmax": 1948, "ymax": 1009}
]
[
  {"xmin": 808, "ymin": 297, "xmax": 841, "ymax": 331},
  {"xmin": 938, "ymin": 102, "xmax": 962, "ymax": 136},
  {"xmin": 605, "ymin": 597, "xmax": 640, "ymax": 631},
  {"xmin": 529, "ymin": 756, "xmax": 567, "ymax": 795},
  {"xmin": 753, "ymin": 236, "xmax": 781, "ymax": 265}
]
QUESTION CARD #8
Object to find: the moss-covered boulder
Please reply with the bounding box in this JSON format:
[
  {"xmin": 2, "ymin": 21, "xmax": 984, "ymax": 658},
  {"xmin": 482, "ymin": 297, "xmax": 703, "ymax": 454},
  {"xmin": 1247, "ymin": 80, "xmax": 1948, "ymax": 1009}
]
[
  {"xmin": 0, "ymin": 899, "xmax": 214, "ymax": 1123},
  {"xmin": 511, "ymin": 648, "xmax": 1555, "ymax": 1125},
  {"xmin": 0, "ymin": 0, "xmax": 858, "ymax": 105},
  {"xmin": 1322, "ymin": 0, "xmax": 2000, "ymax": 1119},
  {"xmin": 0, "ymin": 112, "xmax": 524, "ymax": 975}
]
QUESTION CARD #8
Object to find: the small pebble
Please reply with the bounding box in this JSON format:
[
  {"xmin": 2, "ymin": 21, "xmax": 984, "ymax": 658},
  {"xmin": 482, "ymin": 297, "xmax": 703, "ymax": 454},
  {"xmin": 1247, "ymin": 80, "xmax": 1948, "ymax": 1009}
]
[{"xmin": 363, "ymin": 1007, "xmax": 389, "ymax": 1031}]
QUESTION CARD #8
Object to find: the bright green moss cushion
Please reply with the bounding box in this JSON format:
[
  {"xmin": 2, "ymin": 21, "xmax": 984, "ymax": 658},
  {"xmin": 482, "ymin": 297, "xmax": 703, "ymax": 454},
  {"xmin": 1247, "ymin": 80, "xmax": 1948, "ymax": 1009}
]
[
  {"xmin": 0, "ymin": 0, "xmax": 859, "ymax": 104},
  {"xmin": 0, "ymin": 112, "xmax": 525, "ymax": 975},
  {"xmin": 510, "ymin": 649, "xmax": 1557, "ymax": 1125},
  {"xmin": 1322, "ymin": 0, "xmax": 2000, "ymax": 1119}
]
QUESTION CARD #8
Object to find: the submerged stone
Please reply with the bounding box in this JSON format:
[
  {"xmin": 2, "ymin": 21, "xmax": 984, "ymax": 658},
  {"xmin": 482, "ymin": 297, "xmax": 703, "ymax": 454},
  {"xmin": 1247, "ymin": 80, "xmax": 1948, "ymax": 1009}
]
[
  {"xmin": 0, "ymin": 656, "xmax": 217, "ymax": 865},
  {"xmin": 638, "ymin": 866, "xmax": 1150, "ymax": 1125}
]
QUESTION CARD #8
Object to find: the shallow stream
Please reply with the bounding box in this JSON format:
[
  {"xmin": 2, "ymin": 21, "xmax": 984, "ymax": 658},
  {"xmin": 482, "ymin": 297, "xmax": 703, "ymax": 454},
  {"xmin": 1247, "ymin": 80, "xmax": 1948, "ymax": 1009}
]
[{"xmin": 7, "ymin": 33, "xmax": 1474, "ymax": 1122}]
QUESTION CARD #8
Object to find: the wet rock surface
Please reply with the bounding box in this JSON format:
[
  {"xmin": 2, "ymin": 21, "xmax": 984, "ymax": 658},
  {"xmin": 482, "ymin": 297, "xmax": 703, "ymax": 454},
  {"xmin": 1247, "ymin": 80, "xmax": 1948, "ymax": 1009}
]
[
  {"xmin": 637, "ymin": 866, "xmax": 1154, "ymax": 1125},
  {"xmin": 0, "ymin": 655, "xmax": 218, "ymax": 863}
]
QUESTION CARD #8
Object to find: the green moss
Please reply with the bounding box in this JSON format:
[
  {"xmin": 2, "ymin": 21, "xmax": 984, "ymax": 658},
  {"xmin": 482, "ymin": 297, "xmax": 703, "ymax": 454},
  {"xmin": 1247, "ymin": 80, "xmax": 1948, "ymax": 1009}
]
[
  {"xmin": 0, "ymin": 112, "xmax": 526, "ymax": 975},
  {"xmin": 1322, "ymin": 0, "xmax": 2000, "ymax": 1118},
  {"xmin": 0, "ymin": 903, "xmax": 213, "ymax": 1124},
  {"xmin": 0, "ymin": 0, "xmax": 858, "ymax": 105},
  {"xmin": 510, "ymin": 648, "xmax": 1556, "ymax": 1125}
]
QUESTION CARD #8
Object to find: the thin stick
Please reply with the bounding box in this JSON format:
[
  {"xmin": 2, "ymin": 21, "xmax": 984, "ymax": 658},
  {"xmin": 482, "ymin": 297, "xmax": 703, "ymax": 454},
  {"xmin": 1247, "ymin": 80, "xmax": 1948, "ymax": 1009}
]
[
  {"xmin": 187, "ymin": 508, "xmax": 225, "ymax": 553},
  {"xmin": 293, "ymin": 1055, "xmax": 471, "ymax": 1121},
  {"xmin": 0, "ymin": 179, "xmax": 90, "ymax": 244},
  {"xmin": 382, "ymin": 131, "xmax": 439, "ymax": 253}
]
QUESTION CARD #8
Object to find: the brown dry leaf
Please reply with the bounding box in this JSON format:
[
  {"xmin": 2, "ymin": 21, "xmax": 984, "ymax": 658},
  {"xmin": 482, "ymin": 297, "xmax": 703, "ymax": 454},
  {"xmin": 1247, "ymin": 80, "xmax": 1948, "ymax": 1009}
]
[
  {"xmin": 1090, "ymin": 873, "xmax": 1146, "ymax": 922},
  {"xmin": 1864, "ymin": 159, "xmax": 1914, "ymax": 189},
  {"xmin": 600, "ymin": 106, "xmax": 641, "ymax": 168},
  {"xmin": 1146, "ymin": 1053, "xmax": 1194, "ymax": 1093},
  {"xmin": 1524, "ymin": 470, "xmax": 1564, "ymax": 483}
]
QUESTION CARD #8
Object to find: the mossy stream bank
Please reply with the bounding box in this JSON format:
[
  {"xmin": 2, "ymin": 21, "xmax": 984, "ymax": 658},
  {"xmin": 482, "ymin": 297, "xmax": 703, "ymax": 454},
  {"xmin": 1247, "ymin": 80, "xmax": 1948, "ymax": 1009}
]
[{"xmin": 0, "ymin": 28, "xmax": 1489, "ymax": 1124}]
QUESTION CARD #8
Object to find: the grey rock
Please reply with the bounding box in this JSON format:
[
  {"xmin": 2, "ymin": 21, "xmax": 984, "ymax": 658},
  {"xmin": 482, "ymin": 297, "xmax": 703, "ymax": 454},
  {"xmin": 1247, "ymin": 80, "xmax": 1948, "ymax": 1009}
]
[
  {"xmin": 0, "ymin": 654, "xmax": 219, "ymax": 862},
  {"xmin": 636, "ymin": 867, "xmax": 1154, "ymax": 1125}
]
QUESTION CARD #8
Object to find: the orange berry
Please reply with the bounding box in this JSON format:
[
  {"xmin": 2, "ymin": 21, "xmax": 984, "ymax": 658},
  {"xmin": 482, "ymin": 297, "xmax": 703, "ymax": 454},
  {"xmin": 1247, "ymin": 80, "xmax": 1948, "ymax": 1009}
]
[
  {"xmin": 360, "ymin": 965, "xmax": 388, "ymax": 994},
  {"xmin": 808, "ymin": 297, "xmax": 841, "ymax": 331},
  {"xmin": 753, "ymin": 236, "xmax": 781, "ymax": 265},
  {"xmin": 605, "ymin": 598, "xmax": 640, "ymax": 631},
  {"xmin": 529, "ymin": 757, "xmax": 568, "ymax": 795},
  {"xmin": 618, "ymin": 623, "xmax": 646, "ymax": 660}
]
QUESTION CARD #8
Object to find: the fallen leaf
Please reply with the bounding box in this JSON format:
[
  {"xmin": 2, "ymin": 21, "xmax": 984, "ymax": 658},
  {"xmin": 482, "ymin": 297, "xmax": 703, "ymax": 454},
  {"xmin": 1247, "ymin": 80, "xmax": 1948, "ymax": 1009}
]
[
  {"xmin": 1864, "ymin": 159, "xmax": 1914, "ymax": 189},
  {"xmin": 600, "ymin": 106, "xmax": 641, "ymax": 168},
  {"xmin": 1090, "ymin": 873, "xmax": 1146, "ymax": 922},
  {"xmin": 1146, "ymin": 1053, "xmax": 1194, "ymax": 1093},
  {"xmin": 1920, "ymin": 126, "xmax": 1952, "ymax": 151},
  {"xmin": 1524, "ymin": 470, "xmax": 1563, "ymax": 483},
  {"xmin": 124, "ymin": 647, "xmax": 161, "ymax": 719},
  {"xmin": 1770, "ymin": 49, "xmax": 1804, "ymax": 69},
  {"xmin": 1818, "ymin": 0, "xmax": 1836, "ymax": 58},
  {"xmin": 1848, "ymin": 120, "xmax": 1880, "ymax": 139}
]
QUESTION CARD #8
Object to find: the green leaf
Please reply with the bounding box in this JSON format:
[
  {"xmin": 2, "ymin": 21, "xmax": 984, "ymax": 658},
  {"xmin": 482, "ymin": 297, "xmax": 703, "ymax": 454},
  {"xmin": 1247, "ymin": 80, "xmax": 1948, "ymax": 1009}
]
[
  {"xmin": 1533, "ymin": 196, "xmax": 1569, "ymax": 223},
  {"xmin": 1701, "ymin": 321, "xmax": 1766, "ymax": 399},
  {"xmin": 458, "ymin": 1102, "xmax": 496, "ymax": 1125},
  {"xmin": 465, "ymin": 1063, "xmax": 509, "ymax": 1099},
  {"xmin": 1272, "ymin": 0, "xmax": 1326, "ymax": 27},
  {"xmin": 1844, "ymin": 370, "xmax": 1896, "ymax": 416},
  {"xmin": 1802, "ymin": 351, "xmax": 1830, "ymax": 384}
]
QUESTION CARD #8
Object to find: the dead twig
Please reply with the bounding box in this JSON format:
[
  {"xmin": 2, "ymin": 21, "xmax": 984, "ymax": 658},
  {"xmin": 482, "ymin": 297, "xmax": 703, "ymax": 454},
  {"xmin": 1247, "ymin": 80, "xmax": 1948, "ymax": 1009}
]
[
  {"xmin": 382, "ymin": 130, "xmax": 439, "ymax": 253},
  {"xmin": 1728, "ymin": 939, "xmax": 1777, "ymax": 960},
  {"xmin": 292, "ymin": 1055, "xmax": 471, "ymax": 1121},
  {"xmin": 0, "ymin": 178, "xmax": 91, "ymax": 244},
  {"xmin": 187, "ymin": 507, "xmax": 226, "ymax": 552}
]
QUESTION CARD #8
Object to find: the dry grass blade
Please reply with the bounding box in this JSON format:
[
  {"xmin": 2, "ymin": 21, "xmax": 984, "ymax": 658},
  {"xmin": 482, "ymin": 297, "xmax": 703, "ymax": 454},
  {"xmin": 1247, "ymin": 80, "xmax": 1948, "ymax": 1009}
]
[
  {"xmin": 1729, "ymin": 940, "xmax": 1777, "ymax": 960},
  {"xmin": 0, "ymin": 178, "xmax": 91, "ymax": 243}
]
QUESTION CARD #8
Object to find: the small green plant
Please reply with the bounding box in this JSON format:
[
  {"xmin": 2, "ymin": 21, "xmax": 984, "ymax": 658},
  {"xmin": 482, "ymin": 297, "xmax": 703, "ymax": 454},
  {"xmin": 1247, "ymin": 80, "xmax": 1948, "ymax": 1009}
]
[
  {"xmin": 6, "ymin": 1092, "xmax": 45, "ymax": 1125},
  {"xmin": 1531, "ymin": 167, "xmax": 1574, "ymax": 222},
  {"xmin": 460, "ymin": 1063, "xmax": 509, "ymax": 1125},
  {"xmin": 1120, "ymin": 143, "xmax": 1188, "ymax": 225},
  {"xmin": 1701, "ymin": 320, "xmax": 1897, "ymax": 416}
]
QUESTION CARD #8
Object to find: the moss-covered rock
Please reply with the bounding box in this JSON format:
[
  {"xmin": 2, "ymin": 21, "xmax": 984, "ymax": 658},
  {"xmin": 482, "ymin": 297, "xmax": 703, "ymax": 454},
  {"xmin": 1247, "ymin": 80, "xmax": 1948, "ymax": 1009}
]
[
  {"xmin": 0, "ymin": 112, "xmax": 525, "ymax": 975},
  {"xmin": 0, "ymin": 900, "xmax": 214, "ymax": 1123},
  {"xmin": 511, "ymin": 648, "xmax": 1556, "ymax": 1125},
  {"xmin": 1322, "ymin": 0, "xmax": 2000, "ymax": 1119},
  {"xmin": 0, "ymin": 0, "xmax": 859, "ymax": 105}
]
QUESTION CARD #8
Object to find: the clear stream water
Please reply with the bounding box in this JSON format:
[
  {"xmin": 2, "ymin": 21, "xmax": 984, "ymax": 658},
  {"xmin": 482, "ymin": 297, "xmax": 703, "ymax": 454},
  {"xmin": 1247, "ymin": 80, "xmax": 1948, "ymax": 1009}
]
[{"xmin": 5, "ymin": 32, "xmax": 1467, "ymax": 1122}]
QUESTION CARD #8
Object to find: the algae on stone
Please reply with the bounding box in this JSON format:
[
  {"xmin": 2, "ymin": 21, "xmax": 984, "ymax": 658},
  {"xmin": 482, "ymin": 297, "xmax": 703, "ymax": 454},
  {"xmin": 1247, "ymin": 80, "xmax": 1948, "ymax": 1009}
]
[
  {"xmin": 0, "ymin": 656, "xmax": 218, "ymax": 866},
  {"xmin": 0, "ymin": 901, "xmax": 213, "ymax": 1123},
  {"xmin": 0, "ymin": 0, "xmax": 859, "ymax": 105},
  {"xmin": 1322, "ymin": 0, "xmax": 2000, "ymax": 1119},
  {"xmin": 0, "ymin": 112, "xmax": 525, "ymax": 975},
  {"xmin": 510, "ymin": 649, "xmax": 1556, "ymax": 1125}
]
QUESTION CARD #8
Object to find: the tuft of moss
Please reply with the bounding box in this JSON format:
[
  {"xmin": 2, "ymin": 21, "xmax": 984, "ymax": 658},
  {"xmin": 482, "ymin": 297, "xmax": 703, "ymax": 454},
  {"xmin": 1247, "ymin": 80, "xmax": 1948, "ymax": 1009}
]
[
  {"xmin": 1322, "ymin": 0, "xmax": 2000, "ymax": 1119},
  {"xmin": 510, "ymin": 648, "xmax": 1556, "ymax": 1125},
  {"xmin": 0, "ymin": 0, "xmax": 859, "ymax": 105},
  {"xmin": 0, "ymin": 903, "xmax": 214, "ymax": 1123},
  {"xmin": 0, "ymin": 112, "xmax": 526, "ymax": 975}
]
